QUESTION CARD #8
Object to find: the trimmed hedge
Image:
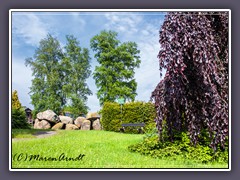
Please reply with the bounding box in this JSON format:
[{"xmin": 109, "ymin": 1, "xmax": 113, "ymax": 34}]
[{"xmin": 100, "ymin": 101, "xmax": 156, "ymax": 133}]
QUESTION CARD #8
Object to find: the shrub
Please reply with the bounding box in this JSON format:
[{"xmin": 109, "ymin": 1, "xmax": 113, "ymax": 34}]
[
  {"xmin": 12, "ymin": 108, "xmax": 31, "ymax": 129},
  {"xmin": 11, "ymin": 90, "xmax": 31, "ymax": 129},
  {"xmin": 100, "ymin": 101, "xmax": 156, "ymax": 133},
  {"xmin": 12, "ymin": 90, "xmax": 22, "ymax": 109},
  {"xmin": 128, "ymin": 132, "xmax": 228, "ymax": 163}
]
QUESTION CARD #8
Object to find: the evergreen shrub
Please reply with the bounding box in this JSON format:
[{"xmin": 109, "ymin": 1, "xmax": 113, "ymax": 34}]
[{"xmin": 12, "ymin": 108, "xmax": 31, "ymax": 129}]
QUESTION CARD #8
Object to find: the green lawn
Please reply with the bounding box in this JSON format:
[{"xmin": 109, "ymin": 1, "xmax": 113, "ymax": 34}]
[{"xmin": 11, "ymin": 130, "xmax": 228, "ymax": 169}]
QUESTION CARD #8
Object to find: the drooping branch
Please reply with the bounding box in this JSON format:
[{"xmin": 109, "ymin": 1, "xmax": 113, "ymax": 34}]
[{"xmin": 151, "ymin": 12, "xmax": 229, "ymax": 149}]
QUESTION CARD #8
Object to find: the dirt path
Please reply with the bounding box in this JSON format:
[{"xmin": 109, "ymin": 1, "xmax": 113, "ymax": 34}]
[
  {"xmin": 12, "ymin": 131, "xmax": 57, "ymax": 142},
  {"xmin": 33, "ymin": 131, "xmax": 57, "ymax": 138}
]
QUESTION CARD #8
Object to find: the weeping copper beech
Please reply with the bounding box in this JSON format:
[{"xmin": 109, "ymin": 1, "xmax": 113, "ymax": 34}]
[{"xmin": 151, "ymin": 12, "xmax": 229, "ymax": 150}]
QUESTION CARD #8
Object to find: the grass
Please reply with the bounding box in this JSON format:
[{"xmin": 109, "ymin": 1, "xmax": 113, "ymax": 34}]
[{"xmin": 11, "ymin": 130, "xmax": 228, "ymax": 169}]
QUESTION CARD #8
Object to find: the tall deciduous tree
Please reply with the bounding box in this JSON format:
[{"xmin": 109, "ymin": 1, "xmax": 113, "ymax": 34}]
[
  {"xmin": 151, "ymin": 12, "xmax": 229, "ymax": 150},
  {"xmin": 26, "ymin": 34, "xmax": 91, "ymax": 115},
  {"xmin": 90, "ymin": 30, "xmax": 141, "ymax": 105},
  {"xmin": 26, "ymin": 34, "xmax": 64, "ymax": 114},
  {"xmin": 62, "ymin": 35, "xmax": 92, "ymax": 115}
]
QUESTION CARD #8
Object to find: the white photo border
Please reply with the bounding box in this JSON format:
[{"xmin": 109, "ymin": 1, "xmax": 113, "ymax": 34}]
[{"xmin": 9, "ymin": 9, "xmax": 231, "ymax": 171}]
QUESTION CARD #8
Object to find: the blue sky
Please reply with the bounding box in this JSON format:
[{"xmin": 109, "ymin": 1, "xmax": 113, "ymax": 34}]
[{"xmin": 11, "ymin": 10, "xmax": 166, "ymax": 112}]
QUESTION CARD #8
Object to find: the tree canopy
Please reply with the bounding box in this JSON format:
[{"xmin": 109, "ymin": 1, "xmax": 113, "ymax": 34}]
[
  {"xmin": 151, "ymin": 12, "xmax": 229, "ymax": 150},
  {"xmin": 25, "ymin": 34, "xmax": 92, "ymax": 115},
  {"xmin": 90, "ymin": 30, "xmax": 141, "ymax": 105},
  {"xmin": 61, "ymin": 35, "xmax": 92, "ymax": 115}
]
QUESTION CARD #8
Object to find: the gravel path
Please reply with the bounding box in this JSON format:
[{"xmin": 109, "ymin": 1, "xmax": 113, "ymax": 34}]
[
  {"xmin": 12, "ymin": 131, "xmax": 57, "ymax": 142},
  {"xmin": 33, "ymin": 131, "xmax": 57, "ymax": 138}
]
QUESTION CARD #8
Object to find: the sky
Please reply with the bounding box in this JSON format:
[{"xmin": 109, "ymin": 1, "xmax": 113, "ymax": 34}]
[{"xmin": 11, "ymin": 10, "xmax": 166, "ymax": 113}]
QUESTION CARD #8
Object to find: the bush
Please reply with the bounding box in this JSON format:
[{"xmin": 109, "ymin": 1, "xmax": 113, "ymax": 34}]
[
  {"xmin": 128, "ymin": 132, "xmax": 228, "ymax": 164},
  {"xmin": 12, "ymin": 108, "xmax": 31, "ymax": 129},
  {"xmin": 100, "ymin": 101, "xmax": 156, "ymax": 133}
]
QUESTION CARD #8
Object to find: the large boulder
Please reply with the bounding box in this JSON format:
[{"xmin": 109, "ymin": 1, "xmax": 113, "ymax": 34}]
[
  {"xmin": 74, "ymin": 117, "xmax": 86, "ymax": 128},
  {"xmin": 92, "ymin": 119, "xmax": 101, "ymax": 130},
  {"xmin": 86, "ymin": 112, "xmax": 100, "ymax": 120},
  {"xmin": 34, "ymin": 119, "xmax": 51, "ymax": 129},
  {"xmin": 81, "ymin": 120, "xmax": 91, "ymax": 130},
  {"xmin": 36, "ymin": 110, "xmax": 59, "ymax": 123},
  {"xmin": 65, "ymin": 124, "xmax": 79, "ymax": 130},
  {"xmin": 59, "ymin": 115, "xmax": 73, "ymax": 124},
  {"xmin": 51, "ymin": 123, "xmax": 64, "ymax": 130}
]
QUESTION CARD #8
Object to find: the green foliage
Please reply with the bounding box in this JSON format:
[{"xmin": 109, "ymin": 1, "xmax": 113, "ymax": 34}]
[
  {"xmin": 90, "ymin": 30, "xmax": 141, "ymax": 105},
  {"xmin": 62, "ymin": 35, "xmax": 92, "ymax": 114},
  {"xmin": 128, "ymin": 132, "xmax": 228, "ymax": 164},
  {"xmin": 11, "ymin": 90, "xmax": 30, "ymax": 129},
  {"xmin": 12, "ymin": 90, "xmax": 22, "ymax": 110},
  {"xmin": 101, "ymin": 101, "xmax": 156, "ymax": 133},
  {"xmin": 12, "ymin": 108, "xmax": 30, "ymax": 129},
  {"xmin": 25, "ymin": 34, "xmax": 64, "ymax": 114},
  {"xmin": 25, "ymin": 34, "xmax": 91, "ymax": 114},
  {"xmin": 62, "ymin": 105, "xmax": 87, "ymax": 119},
  {"xmin": 152, "ymin": 12, "xmax": 229, "ymax": 150}
]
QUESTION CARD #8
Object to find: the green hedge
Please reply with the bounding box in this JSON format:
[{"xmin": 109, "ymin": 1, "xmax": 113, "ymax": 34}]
[{"xmin": 100, "ymin": 101, "xmax": 156, "ymax": 133}]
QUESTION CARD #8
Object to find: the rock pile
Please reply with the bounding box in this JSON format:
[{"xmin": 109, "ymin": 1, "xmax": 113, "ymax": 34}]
[
  {"xmin": 34, "ymin": 110, "xmax": 59, "ymax": 129},
  {"xmin": 33, "ymin": 110, "xmax": 102, "ymax": 131}
]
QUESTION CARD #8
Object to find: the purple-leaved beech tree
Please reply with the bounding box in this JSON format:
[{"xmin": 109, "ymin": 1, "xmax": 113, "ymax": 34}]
[{"xmin": 151, "ymin": 12, "xmax": 229, "ymax": 150}]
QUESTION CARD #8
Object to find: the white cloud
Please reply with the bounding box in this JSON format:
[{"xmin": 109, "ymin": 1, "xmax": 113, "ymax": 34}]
[
  {"xmin": 104, "ymin": 12, "xmax": 143, "ymax": 35},
  {"xmin": 86, "ymin": 70, "xmax": 100, "ymax": 112},
  {"xmin": 132, "ymin": 22, "xmax": 164, "ymax": 102},
  {"xmin": 87, "ymin": 94, "xmax": 101, "ymax": 113},
  {"xmin": 11, "ymin": 12, "xmax": 165, "ymax": 112},
  {"xmin": 12, "ymin": 57, "xmax": 33, "ymax": 108},
  {"xmin": 134, "ymin": 56, "xmax": 161, "ymax": 101},
  {"xmin": 141, "ymin": 30, "xmax": 150, "ymax": 36},
  {"xmin": 69, "ymin": 12, "xmax": 86, "ymax": 26},
  {"xmin": 12, "ymin": 13, "xmax": 49, "ymax": 46},
  {"xmin": 99, "ymin": 13, "xmax": 165, "ymax": 104}
]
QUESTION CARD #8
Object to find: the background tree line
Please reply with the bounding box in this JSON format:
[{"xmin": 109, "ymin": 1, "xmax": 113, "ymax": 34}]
[{"xmin": 25, "ymin": 30, "xmax": 141, "ymax": 117}]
